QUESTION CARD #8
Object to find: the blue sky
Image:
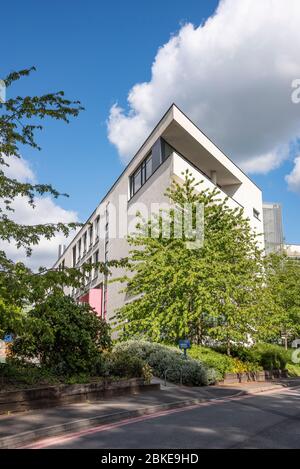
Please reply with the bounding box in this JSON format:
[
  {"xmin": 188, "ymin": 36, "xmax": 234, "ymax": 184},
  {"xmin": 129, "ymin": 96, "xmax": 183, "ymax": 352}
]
[{"xmin": 2, "ymin": 0, "xmax": 300, "ymax": 265}]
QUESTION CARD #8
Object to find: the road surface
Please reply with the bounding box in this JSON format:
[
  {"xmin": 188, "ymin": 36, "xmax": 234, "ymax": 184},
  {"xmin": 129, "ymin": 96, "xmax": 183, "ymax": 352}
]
[{"xmin": 27, "ymin": 386, "xmax": 300, "ymax": 449}]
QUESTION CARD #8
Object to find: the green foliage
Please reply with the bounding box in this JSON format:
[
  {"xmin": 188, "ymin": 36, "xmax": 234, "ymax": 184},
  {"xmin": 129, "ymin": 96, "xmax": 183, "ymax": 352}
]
[
  {"xmin": 113, "ymin": 171, "xmax": 270, "ymax": 353},
  {"xmin": 264, "ymin": 253, "xmax": 300, "ymax": 344},
  {"xmin": 106, "ymin": 349, "xmax": 151, "ymax": 381},
  {"xmin": 0, "ymin": 68, "xmax": 120, "ymax": 338},
  {"xmin": 225, "ymin": 343, "xmax": 290, "ymax": 371},
  {"xmin": 0, "ymin": 359, "xmax": 61, "ymax": 389},
  {"xmin": 0, "ymin": 67, "xmax": 85, "ymax": 334},
  {"xmin": 286, "ymin": 363, "xmax": 300, "ymax": 377},
  {"xmin": 189, "ymin": 345, "xmax": 262, "ymax": 380},
  {"xmin": 113, "ymin": 340, "xmax": 217, "ymax": 386},
  {"xmin": 12, "ymin": 294, "xmax": 111, "ymax": 375},
  {"xmin": 190, "ymin": 345, "xmax": 238, "ymax": 379}
]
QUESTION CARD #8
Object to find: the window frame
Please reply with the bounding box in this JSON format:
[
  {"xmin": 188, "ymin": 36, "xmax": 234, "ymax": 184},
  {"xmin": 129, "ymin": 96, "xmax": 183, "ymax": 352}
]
[{"xmin": 130, "ymin": 151, "xmax": 152, "ymax": 198}]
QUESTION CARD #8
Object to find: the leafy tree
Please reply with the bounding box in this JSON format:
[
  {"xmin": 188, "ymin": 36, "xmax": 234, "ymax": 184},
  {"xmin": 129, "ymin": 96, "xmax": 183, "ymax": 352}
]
[
  {"xmin": 0, "ymin": 67, "xmax": 110, "ymax": 334},
  {"xmin": 264, "ymin": 253, "xmax": 300, "ymax": 348},
  {"xmin": 13, "ymin": 294, "xmax": 111, "ymax": 374},
  {"xmin": 114, "ymin": 171, "xmax": 269, "ymax": 354}
]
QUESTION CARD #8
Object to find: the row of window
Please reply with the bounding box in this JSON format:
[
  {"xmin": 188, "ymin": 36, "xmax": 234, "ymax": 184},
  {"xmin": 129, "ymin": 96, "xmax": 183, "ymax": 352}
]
[
  {"xmin": 103, "ymin": 203, "xmax": 110, "ymax": 318},
  {"xmin": 72, "ymin": 216, "xmax": 100, "ymax": 266}
]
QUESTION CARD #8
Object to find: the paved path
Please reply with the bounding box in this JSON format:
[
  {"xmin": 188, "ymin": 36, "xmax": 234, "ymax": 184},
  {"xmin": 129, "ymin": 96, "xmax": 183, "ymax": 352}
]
[
  {"xmin": 1, "ymin": 378, "xmax": 299, "ymax": 448},
  {"xmin": 27, "ymin": 385, "xmax": 300, "ymax": 449}
]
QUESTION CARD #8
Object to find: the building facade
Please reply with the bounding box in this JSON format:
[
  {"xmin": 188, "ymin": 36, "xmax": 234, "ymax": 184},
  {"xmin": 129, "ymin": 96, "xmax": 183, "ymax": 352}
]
[
  {"xmin": 54, "ymin": 104, "xmax": 264, "ymax": 323},
  {"xmin": 284, "ymin": 244, "xmax": 300, "ymax": 259},
  {"xmin": 263, "ymin": 203, "xmax": 284, "ymax": 255}
]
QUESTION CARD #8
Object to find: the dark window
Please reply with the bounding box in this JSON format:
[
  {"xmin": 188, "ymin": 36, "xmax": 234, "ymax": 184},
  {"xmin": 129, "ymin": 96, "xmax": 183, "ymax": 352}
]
[
  {"xmin": 88, "ymin": 257, "xmax": 92, "ymax": 280},
  {"xmin": 83, "ymin": 233, "xmax": 87, "ymax": 253},
  {"xmin": 77, "ymin": 239, "xmax": 81, "ymax": 260},
  {"xmin": 144, "ymin": 154, "xmax": 152, "ymax": 181},
  {"xmin": 253, "ymin": 208, "xmax": 260, "ymax": 220},
  {"xmin": 95, "ymin": 216, "xmax": 99, "ymax": 239},
  {"xmin": 134, "ymin": 167, "xmax": 142, "ymax": 192},
  {"xmin": 161, "ymin": 139, "xmax": 174, "ymax": 161},
  {"xmin": 89, "ymin": 225, "xmax": 93, "ymax": 246},
  {"xmin": 130, "ymin": 152, "xmax": 152, "ymax": 197},
  {"xmin": 72, "ymin": 246, "xmax": 76, "ymax": 267}
]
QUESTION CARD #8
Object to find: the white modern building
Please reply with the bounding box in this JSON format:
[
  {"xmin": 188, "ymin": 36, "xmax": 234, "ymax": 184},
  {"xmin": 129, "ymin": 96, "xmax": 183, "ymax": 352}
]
[
  {"xmin": 263, "ymin": 202, "xmax": 284, "ymax": 255},
  {"xmin": 285, "ymin": 244, "xmax": 300, "ymax": 259},
  {"xmin": 54, "ymin": 104, "xmax": 264, "ymax": 323}
]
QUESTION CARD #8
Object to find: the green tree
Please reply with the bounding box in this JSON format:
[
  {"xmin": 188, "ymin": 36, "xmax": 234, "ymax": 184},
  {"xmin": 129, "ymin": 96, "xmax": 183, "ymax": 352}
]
[
  {"xmin": 13, "ymin": 294, "xmax": 111, "ymax": 374},
  {"xmin": 0, "ymin": 67, "xmax": 109, "ymax": 335},
  {"xmin": 264, "ymin": 253, "xmax": 300, "ymax": 348},
  {"xmin": 114, "ymin": 171, "xmax": 269, "ymax": 354}
]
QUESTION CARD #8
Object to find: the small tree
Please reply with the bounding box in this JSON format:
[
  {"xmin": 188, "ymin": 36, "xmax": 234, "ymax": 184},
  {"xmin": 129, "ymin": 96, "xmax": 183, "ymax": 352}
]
[
  {"xmin": 13, "ymin": 294, "xmax": 111, "ymax": 375},
  {"xmin": 264, "ymin": 253, "xmax": 300, "ymax": 348},
  {"xmin": 114, "ymin": 171, "xmax": 268, "ymax": 354}
]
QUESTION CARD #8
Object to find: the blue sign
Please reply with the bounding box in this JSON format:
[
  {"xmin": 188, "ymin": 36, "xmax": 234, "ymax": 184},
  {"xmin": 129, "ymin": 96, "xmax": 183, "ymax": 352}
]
[
  {"xmin": 3, "ymin": 334, "xmax": 14, "ymax": 343},
  {"xmin": 178, "ymin": 339, "xmax": 191, "ymax": 350}
]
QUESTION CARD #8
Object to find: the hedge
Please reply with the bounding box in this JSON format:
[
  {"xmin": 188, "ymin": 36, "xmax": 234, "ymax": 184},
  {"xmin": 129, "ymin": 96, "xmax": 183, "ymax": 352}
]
[{"xmin": 113, "ymin": 340, "xmax": 217, "ymax": 386}]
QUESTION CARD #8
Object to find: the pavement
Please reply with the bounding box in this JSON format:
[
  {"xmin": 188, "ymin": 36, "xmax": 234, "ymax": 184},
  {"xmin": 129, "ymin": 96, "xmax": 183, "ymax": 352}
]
[
  {"xmin": 1, "ymin": 377, "xmax": 300, "ymax": 449},
  {"xmin": 35, "ymin": 384, "xmax": 300, "ymax": 449}
]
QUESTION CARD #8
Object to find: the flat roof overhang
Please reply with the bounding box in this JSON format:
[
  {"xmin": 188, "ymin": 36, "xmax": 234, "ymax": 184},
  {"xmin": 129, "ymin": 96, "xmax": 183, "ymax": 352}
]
[{"xmin": 161, "ymin": 120, "xmax": 241, "ymax": 187}]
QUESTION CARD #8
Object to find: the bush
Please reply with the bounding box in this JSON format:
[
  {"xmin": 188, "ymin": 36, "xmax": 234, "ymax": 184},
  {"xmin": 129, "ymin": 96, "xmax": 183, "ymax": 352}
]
[
  {"xmin": 189, "ymin": 345, "xmax": 262, "ymax": 380},
  {"xmin": 12, "ymin": 294, "xmax": 111, "ymax": 375},
  {"xmin": 0, "ymin": 360, "xmax": 60, "ymax": 388},
  {"xmin": 113, "ymin": 340, "xmax": 217, "ymax": 386},
  {"xmin": 190, "ymin": 346, "xmax": 237, "ymax": 380},
  {"xmin": 221, "ymin": 343, "xmax": 290, "ymax": 371},
  {"xmin": 106, "ymin": 349, "xmax": 150, "ymax": 381},
  {"xmin": 286, "ymin": 363, "xmax": 300, "ymax": 377}
]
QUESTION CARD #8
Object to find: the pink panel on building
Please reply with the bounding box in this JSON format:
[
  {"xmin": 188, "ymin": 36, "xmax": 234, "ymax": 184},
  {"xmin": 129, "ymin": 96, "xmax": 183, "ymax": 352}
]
[{"xmin": 79, "ymin": 288, "xmax": 102, "ymax": 317}]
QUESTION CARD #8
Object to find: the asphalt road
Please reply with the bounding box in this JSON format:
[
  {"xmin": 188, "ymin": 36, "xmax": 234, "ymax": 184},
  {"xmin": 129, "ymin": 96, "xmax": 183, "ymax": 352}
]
[{"xmin": 29, "ymin": 386, "xmax": 300, "ymax": 449}]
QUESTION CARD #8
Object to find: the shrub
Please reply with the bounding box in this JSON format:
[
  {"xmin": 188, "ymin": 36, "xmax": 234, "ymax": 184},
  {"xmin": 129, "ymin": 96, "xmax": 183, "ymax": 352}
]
[
  {"xmin": 189, "ymin": 345, "xmax": 262, "ymax": 380},
  {"xmin": 221, "ymin": 343, "xmax": 290, "ymax": 371},
  {"xmin": 113, "ymin": 340, "xmax": 216, "ymax": 386},
  {"xmin": 106, "ymin": 350, "xmax": 147, "ymax": 380},
  {"xmin": 12, "ymin": 294, "xmax": 111, "ymax": 375},
  {"xmin": 0, "ymin": 359, "xmax": 60, "ymax": 388},
  {"xmin": 286, "ymin": 363, "xmax": 300, "ymax": 377},
  {"xmin": 190, "ymin": 346, "xmax": 237, "ymax": 380}
]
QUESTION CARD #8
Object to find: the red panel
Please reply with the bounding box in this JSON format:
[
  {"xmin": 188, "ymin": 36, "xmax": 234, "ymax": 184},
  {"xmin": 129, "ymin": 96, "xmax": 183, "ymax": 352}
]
[{"xmin": 79, "ymin": 288, "xmax": 102, "ymax": 317}]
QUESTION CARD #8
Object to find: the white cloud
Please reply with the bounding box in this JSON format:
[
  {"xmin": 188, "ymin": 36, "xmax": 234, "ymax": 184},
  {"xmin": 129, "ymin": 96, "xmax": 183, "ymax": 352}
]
[
  {"xmin": 285, "ymin": 156, "xmax": 300, "ymax": 193},
  {"xmin": 3, "ymin": 157, "xmax": 79, "ymax": 270},
  {"xmin": 3, "ymin": 155, "xmax": 36, "ymax": 183},
  {"xmin": 107, "ymin": 0, "xmax": 300, "ymax": 175}
]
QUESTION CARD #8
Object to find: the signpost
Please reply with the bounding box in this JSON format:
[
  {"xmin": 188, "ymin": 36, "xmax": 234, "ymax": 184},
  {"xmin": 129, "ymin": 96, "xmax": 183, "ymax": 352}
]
[
  {"xmin": 178, "ymin": 339, "xmax": 191, "ymax": 358},
  {"xmin": 3, "ymin": 334, "xmax": 14, "ymax": 343}
]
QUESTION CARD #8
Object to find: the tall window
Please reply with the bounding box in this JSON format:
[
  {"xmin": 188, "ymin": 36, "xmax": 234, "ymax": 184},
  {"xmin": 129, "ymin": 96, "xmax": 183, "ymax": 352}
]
[
  {"xmin": 95, "ymin": 216, "xmax": 99, "ymax": 240},
  {"xmin": 77, "ymin": 239, "xmax": 81, "ymax": 261},
  {"xmin": 130, "ymin": 152, "xmax": 152, "ymax": 198},
  {"xmin": 89, "ymin": 225, "xmax": 93, "ymax": 247},
  {"xmin": 72, "ymin": 246, "xmax": 76, "ymax": 267},
  {"xmin": 94, "ymin": 250, "xmax": 99, "ymax": 278},
  {"xmin": 83, "ymin": 232, "xmax": 87, "ymax": 254},
  {"xmin": 161, "ymin": 139, "xmax": 174, "ymax": 161}
]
